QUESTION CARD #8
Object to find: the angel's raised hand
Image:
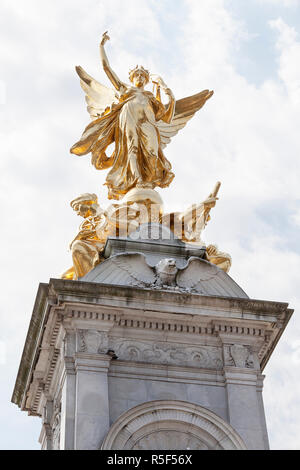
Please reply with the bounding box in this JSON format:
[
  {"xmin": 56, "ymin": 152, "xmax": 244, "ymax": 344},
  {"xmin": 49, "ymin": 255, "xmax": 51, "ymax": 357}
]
[
  {"xmin": 150, "ymin": 74, "xmax": 167, "ymax": 89},
  {"xmin": 100, "ymin": 31, "xmax": 110, "ymax": 46}
]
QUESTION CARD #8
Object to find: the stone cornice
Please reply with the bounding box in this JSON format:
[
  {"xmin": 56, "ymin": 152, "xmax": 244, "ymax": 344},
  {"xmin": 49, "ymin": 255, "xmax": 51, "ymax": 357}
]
[
  {"xmin": 11, "ymin": 277, "xmax": 293, "ymax": 416},
  {"xmin": 11, "ymin": 283, "xmax": 50, "ymax": 408},
  {"xmin": 49, "ymin": 278, "xmax": 291, "ymax": 321}
]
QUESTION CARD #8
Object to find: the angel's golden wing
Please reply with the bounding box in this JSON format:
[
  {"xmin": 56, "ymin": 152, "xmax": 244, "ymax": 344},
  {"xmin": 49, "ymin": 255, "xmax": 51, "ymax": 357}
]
[
  {"xmin": 157, "ymin": 89, "xmax": 213, "ymax": 148},
  {"xmin": 75, "ymin": 65, "xmax": 118, "ymax": 120}
]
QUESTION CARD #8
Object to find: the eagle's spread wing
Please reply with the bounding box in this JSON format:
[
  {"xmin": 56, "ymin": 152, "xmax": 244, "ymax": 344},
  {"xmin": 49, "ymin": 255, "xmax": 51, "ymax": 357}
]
[
  {"xmin": 176, "ymin": 257, "xmax": 248, "ymax": 298},
  {"xmin": 110, "ymin": 253, "xmax": 156, "ymax": 287},
  {"xmin": 75, "ymin": 65, "xmax": 118, "ymax": 120},
  {"xmin": 82, "ymin": 253, "xmax": 156, "ymax": 286},
  {"xmin": 157, "ymin": 90, "xmax": 213, "ymax": 148}
]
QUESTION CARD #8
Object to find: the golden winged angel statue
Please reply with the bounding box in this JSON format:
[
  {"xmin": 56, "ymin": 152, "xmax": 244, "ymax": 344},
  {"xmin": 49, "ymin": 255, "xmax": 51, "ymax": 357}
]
[{"xmin": 70, "ymin": 31, "xmax": 213, "ymax": 200}]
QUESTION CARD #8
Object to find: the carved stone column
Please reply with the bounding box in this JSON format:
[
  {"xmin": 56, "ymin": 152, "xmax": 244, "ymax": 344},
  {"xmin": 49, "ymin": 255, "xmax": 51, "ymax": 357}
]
[
  {"xmin": 221, "ymin": 338, "xmax": 269, "ymax": 450},
  {"xmin": 40, "ymin": 400, "xmax": 54, "ymax": 450},
  {"xmin": 73, "ymin": 328, "xmax": 112, "ymax": 450},
  {"xmin": 74, "ymin": 353, "xmax": 112, "ymax": 449},
  {"xmin": 60, "ymin": 355, "xmax": 76, "ymax": 449},
  {"xmin": 59, "ymin": 327, "xmax": 113, "ymax": 450}
]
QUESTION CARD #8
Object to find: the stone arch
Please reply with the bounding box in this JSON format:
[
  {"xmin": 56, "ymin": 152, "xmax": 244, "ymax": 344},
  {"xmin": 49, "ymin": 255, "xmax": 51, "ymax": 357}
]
[{"xmin": 101, "ymin": 400, "xmax": 247, "ymax": 450}]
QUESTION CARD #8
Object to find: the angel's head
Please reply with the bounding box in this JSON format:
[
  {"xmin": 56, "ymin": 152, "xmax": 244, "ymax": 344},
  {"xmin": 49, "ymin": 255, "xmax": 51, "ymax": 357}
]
[
  {"xmin": 129, "ymin": 65, "xmax": 150, "ymax": 88},
  {"xmin": 70, "ymin": 193, "xmax": 99, "ymax": 218}
]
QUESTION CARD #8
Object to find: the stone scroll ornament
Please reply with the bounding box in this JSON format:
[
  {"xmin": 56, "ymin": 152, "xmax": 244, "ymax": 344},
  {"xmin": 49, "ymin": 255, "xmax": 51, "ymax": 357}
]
[
  {"xmin": 52, "ymin": 404, "xmax": 61, "ymax": 451},
  {"xmin": 224, "ymin": 344, "xmax": 255, "ymax": 369},
  {"xmin": 75, "ymin": 331, "xmax": 223, "ymax": 370},
  {"xmin": 62, "ymin": 32, "xmax": 231, "ymax": 280},
  {"xmin": 77, "ymin": 330, "xmax": 109, "ymax": 354},
  {"xmin": 113, "ymin": 340, "xmax": 223, "ymax": 370}
]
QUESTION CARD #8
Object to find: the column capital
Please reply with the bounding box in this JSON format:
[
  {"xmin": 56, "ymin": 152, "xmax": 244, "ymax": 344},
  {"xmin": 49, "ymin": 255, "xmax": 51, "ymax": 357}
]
[{"xmin": 74, "ymin": 353, "xmax": 112, "ymax": 373}]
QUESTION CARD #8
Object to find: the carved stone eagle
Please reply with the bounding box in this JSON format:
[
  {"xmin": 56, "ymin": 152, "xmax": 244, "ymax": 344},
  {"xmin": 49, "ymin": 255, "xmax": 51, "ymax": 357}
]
[{"xmin": 82, "ymin": 253, "xmax": 248, "ymax": 298}]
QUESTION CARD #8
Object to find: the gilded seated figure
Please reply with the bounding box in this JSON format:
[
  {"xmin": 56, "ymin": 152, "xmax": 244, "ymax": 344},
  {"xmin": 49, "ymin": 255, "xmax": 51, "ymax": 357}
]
[{"xmin": 63, "ymin": 194, "xmax": 106, "ymax": 279}]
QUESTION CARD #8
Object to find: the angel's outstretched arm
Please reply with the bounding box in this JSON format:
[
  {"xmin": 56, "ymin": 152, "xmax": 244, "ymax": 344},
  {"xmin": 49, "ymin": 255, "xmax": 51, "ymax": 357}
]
[{"xmin": 100, "ymin": 32, "xmax": 124, "ymax": 92}]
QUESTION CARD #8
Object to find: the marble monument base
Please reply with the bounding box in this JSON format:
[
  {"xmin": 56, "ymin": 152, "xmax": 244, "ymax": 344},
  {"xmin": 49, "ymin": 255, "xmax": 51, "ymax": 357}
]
[{"xmin": 12, "ymin": 230, "xmax": 293, "ymax": 450}]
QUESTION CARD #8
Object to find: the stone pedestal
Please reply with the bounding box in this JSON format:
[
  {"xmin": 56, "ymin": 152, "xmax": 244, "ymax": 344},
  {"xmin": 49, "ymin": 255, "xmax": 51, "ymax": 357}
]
[{"xmin": 12, "ymin": 232, "xmax": 293, "ymax": 450}]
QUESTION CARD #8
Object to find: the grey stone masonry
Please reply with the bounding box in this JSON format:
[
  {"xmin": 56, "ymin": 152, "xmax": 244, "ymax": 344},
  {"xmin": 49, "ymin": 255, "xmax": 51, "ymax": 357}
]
[{"xmin": 12, "ymin": 229, "xmax": 293, "ymax": 450}]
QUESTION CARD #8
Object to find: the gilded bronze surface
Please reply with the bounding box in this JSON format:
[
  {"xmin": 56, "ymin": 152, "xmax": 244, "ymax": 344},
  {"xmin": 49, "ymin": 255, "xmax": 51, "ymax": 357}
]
[
  {"xmin": 63, "ymin": 33, "xmax": 232, "ymax": 279},
  {"xmin": 62, "ymin": 183, "xmax": 232, "ymax": 279},
  {"xmin": 62, "ymin": 194, "xmax": 106, "ymax": 280},
  {"xmin": 71, "ymin": 32, "xmax": 213, "ymax": 200}
]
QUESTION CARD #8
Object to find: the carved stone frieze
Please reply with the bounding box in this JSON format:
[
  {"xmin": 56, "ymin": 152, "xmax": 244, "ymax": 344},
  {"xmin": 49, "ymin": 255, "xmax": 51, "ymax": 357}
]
[
  {"xmin": 75, "ymin": 330, "xmax": 223, "ymax": 369},
  {"xmin": 109, "ymin": 339, "xmax": 223, "ymax": 370}
]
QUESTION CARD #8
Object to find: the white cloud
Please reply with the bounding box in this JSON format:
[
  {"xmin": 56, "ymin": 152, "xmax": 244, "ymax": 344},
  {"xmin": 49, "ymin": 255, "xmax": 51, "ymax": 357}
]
[
  {"xmin": 269, "ymin": 18, "xmax": 300, "ymax": 104},
  {"xmin": 256, "ymin": 0, "xmax": 300, "ymax": 6},
  {"xmin": 0, "ymin": 81, "xmax": 6, "ymax": 105},
  {"xmin": 291, "ymin": 208, "xmax": 300, "ymax": 226},
  {"xmin": 0, "ymin": 342, "xmax": 6, "ymax": 365}
]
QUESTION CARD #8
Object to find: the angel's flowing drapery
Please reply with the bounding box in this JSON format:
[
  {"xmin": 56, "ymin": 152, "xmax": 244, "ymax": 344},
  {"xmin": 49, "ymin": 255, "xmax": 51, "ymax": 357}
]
[
  {"xmin": 71, "ymin": 87, "xmax": 174, "ymax": 199},
  {"xmin": 70, "ymin": 66, "xmax": 213, "ymax": 200}
]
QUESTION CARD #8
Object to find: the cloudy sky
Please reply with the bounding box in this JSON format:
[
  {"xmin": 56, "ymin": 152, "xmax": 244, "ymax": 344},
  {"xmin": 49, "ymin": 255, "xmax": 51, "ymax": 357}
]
[{"xmin": 1, "ymin": 0, "xmax": 300, "ymax": 450}]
